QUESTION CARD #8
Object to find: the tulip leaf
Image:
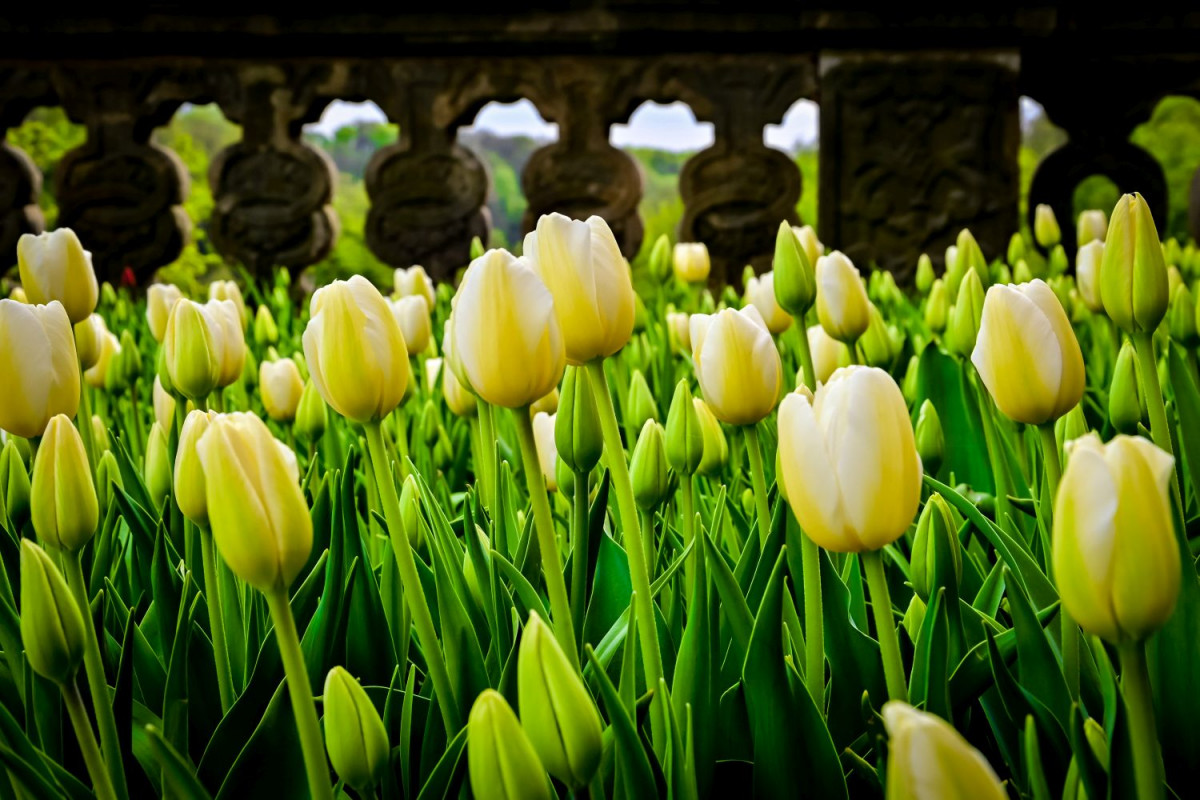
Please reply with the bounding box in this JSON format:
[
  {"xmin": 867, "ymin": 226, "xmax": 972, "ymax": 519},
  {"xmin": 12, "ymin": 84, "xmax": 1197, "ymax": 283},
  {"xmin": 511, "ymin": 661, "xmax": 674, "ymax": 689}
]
[
  {"xmin": 583, "ymin": 533, "xmax": 634, "ymax": 649},
  {"xmin": 908, "ymin": 587, "xmax": 951, "ymax": 720},
  {"xmin": 144, "ymin": 724, "xmax": 213, "ymax": 800},
  {"xmin": 214, "ymin": 682, "xmax": 307, "ymax": 800},
  {"xmin": 671, "ymin": 522, "xmax": 716, "ymax": 796},
  {"xmin": 1023, "ymin": 715, "xmax": 1053, "ymax": 800},
  {"xmin": 414, "ymin": 725, "xmax": 468, "ymax": 800},
  {"xmin": 585, "ymin": 645, "xmax": 658, "ymax": 800},
  {"xmin": 1067, "ymin": 704, "xmax": 1108, "ymax": 800},
  {"xmin": 915, "ymin": 345, "xmax": 993, "ymax": 491},
  {"xmin": 1004, "ymin": 568, "xmax": 1070, "ymax": 729},
  {"xmin": 491, "ymin": 550, "xmax": 550, "ymax": 627},
  {"xmin": 700, "ymin": 530, "xmax": 753, "ymax": 658}
]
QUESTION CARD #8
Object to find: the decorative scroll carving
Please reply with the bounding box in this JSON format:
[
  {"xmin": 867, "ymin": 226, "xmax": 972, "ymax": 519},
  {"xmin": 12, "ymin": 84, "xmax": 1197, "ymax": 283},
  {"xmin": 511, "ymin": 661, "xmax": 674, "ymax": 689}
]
[{"xmin": 819, "ymin": 53, "xmax": 1020, "ymax": 282}]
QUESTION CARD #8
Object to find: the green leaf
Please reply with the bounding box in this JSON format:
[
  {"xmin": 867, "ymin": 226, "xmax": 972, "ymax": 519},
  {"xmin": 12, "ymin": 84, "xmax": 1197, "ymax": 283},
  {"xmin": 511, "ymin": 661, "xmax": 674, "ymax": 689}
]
[
  {"xmin": 915, "ymin": 344, "xmax": 993, "ymax": 491},
  {"xmin": 414, "ymin": 726, "xmax": 468, "ymax": 800},
  {"xmin": 585, "ymin": 645, "xmax": 658, "ymax": 800},
  {"xmin": 144, "ymin": 725, "xmax": 213, "ymax": 800}
]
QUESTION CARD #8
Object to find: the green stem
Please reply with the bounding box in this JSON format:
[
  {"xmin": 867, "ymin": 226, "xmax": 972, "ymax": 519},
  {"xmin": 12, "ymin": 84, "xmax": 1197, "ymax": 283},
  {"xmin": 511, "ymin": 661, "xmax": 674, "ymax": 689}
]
[
  {"xmin": 364, "ymin": 421, "xmax": 459, "ymax": 733},
  {"xmin": 969, "ymin": 371, "xmax": 1014, "ymax": 532},
  {"xmin": 198, "ymin": 524, "xmax": 234, "ymax": 713},
  {"xmin": 1118, "ymin": 641, "xmax": 1165, "ymax": 800},
  {"xmin": 512, "ymin": 409, "xmax": 579, "ymax": 669},
  {"xmin": 63, "ymin": 550, "xmax": 128, "ymax": 800},
  {"xmin": 680, "ymin": 475, "xmax": 696, "ymax": 599},
  {"xmin": 862, "ymin": 549, "xmax": 908, "ymax": 703},
  {"xmin": 77, "ymin": 366, "xmax": 97, "ymax": 476},
  {"xmin": 479, "ymin": 402, "xmax": 499, "ymax": 516},
  {"xmin": 1133, "ymin": 331, "xmax": 1185, "ymax": 518},
  {"xmin": 393, "ymin": 408, "xmax": 411, "ymax": 479},
  {"xmin": 570, "ymin": 469, "xmax": 590, "ymax": 653},
  {"xmin": 265, "ymin": 590, "xmax": 332, "ymax": 800},
  {"xmin": 744, "ymin": 425, "xmax": 772, "ymax": 549},
  {"xmin": 1036, "ymin": 422, "xmax": 1078, "ymax": 701},
  {"xmin": 800, "ymin": 527, "xmax": 825, "ymax": 711},
  {"xmin": 1037, "ymin": 423, "xmax": 1062, "ymax": 501},
  {"xmin": 61, "ymin": 678, "xmax": 117, "ymax": 800},
  {"xmin": 793, "ymin": 314, "xmax": 817, "ymax": 392}
]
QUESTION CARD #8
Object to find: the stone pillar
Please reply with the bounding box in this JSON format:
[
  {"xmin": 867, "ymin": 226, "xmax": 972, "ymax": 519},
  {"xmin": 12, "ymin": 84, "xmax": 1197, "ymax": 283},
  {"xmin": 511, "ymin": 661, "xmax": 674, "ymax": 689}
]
[
  {"xmin": 0, "ymin": 69, "xmax": 55, "ymax": 264},
  {"xmin": 819, "ymin": 51, "xmax": 1020, "ymax": 282}
]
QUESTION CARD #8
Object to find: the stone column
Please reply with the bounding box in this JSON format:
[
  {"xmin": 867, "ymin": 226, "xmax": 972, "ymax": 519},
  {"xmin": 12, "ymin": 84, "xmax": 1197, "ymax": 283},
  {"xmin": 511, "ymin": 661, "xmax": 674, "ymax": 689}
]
[
  {"xmin": 819, "ymin": 51, "xmax": 1020, "ymax": 282},
  {"xmin": 0, "ymin": 69, "xmax": 54, "ymax": 264}
]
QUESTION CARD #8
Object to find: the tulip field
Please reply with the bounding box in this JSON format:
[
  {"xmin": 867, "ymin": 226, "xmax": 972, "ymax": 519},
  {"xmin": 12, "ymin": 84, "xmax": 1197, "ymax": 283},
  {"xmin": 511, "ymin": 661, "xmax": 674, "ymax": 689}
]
[{"xmin": 2, "ymin": 195, "xmax": 1200, "ymax": 799}]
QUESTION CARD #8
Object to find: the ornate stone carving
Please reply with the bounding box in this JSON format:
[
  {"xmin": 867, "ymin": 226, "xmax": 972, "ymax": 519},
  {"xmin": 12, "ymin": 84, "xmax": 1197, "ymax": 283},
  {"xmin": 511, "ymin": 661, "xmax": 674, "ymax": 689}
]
[{"xmin": 819, "ymin": 52, "xmax": 1020, "ymax": 282}]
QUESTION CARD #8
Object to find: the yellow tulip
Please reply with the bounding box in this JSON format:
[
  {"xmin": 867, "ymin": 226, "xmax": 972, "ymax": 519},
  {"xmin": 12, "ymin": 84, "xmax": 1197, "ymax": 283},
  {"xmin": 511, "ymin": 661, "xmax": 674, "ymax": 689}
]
[
  {"xmin": 532, "ymin": 411, "xmax": 558, "ymax": 492},
  {"xmin": 390, "ymin": 295, "xmax": 432, "ymax": 354},
  {"xmin": 791, "ymin": 224, "xmax": 823, "ymax": 269},
  {"xmin": 17, "ymin": 229, "xmax": 98, "ymax": 324},
  {"xmin": 9, "ymin": 287, "xmax": 27, "ymax": 303},
  {"xmin": 84, "ymin": 330, "xmax": 120, "ymax": 390},
  {"xmin": 971, "ymin": 280, "xmax": 1084, "ymax": 425},
  {"xmin": 778, "ymin": 366, "xmax": 922, "ymax": 552},
  {"xmin": 1076, "ymin": 241, "xmax": 1104, "ymax": 313},
  {"xmin": 0, "ymin": 300, "xmax": 80, "ymax": 438},
  {"xmin": 196, "ymin": 413, "xmax": 311, "ymax": 592},
  {"xmin": 666, "ymin": 310, "xmax": 691, "ymax": 353},
  {"xmin": 1053, "ymin": 433, "xmax": 1179, "ymax": 643},
  {"xmin": 450, "ymin": 249, "xmax": 565, "ymax": 409},
  {"xmin": 323, "ymin": 667, "xmax": 390, "ymax": 792},
  {"xmin": 673, "ymin": 242, "xmax": 711, "ymax": 283},
  {"xmin": 153, "ymin": 375, "xmax": 176, "ymax": 431},
  {"xmin": 74, "ymin": 313, "xmax": 107, "ymax": 370},
  {"xmin": 205, "ymin": 299, "xmax": 245, "ymax": 388},
  {"xmin": 424, "ymin": 358, "xmax": 443, "ymax": 395},
  {"xmin": 163, "ymin": 300, "xmax": 222, "ymax": 402},
  {"xmin": 393, "ymin": 265, "xmax": 435, "ymax": 310},
  {"xmin": 303, "ymin": 276, "xmax": 408, "ymax": 424},
  {"xmin": 1101, "ymin": 193, "xmax": 1169, "ymax": 334},
  {"xmin": 883, "ymin": 701, "xmax": 1007, "ymax": 800},
  {"xmin": 442, "ymin": 359, "xmax": 477, "ymax": 417},
  {"xmin": 524, "ymin": 213, "xmax": 636, "ymax": 364},
  {"xmin": 1077, "ymin": 209, "xmax": 1108, "ymax": 247},
  {"xmin": 803, "ymin": 324, "xmax": 848, "ymax": 391},
  {"xmin": 744, "ymin": 271, "xmax": 792, "ymax": 335},
  {"xmin": 261, "ymin": 358, "xmax": 305, "ymax": 422},
  {"xmin": 144, "ymin": 421, "xmax": 172, "ymax": 511},
  {"xmin": 31, "ymin": 415, "xmax": 98, "ymax": 551},
  {"xmin": 175, "ymin": 409, "xmax": 218, "ymax": 526},
  {"xmin": 689, "ymin": 306, "xmax": 782, "ymax": 426},
  {"xmin": 208, "ymin": 280, "xmax": 247, "ymax": 328},
  {"xmin": 147, "ymin": 283, "xmax": 184, "ymax": 342},
  {"xmin": 1034, "ymin": 203, "xmax": 1062, "ymax": 249},
  {"xmin": 20, "ymin": 540, "xmax": 86, "ymax": 685},
  {"xmin": 467, "ymin": 690, "xmax": 550, "ymax": 800},
  {"xmin": 815, "ymin": 251, "xmax": 871, "ymax": 344}
]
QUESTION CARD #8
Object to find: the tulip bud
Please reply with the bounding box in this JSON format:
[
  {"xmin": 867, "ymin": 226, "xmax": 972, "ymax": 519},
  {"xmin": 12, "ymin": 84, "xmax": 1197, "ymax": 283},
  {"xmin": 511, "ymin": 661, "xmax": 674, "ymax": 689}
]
[
  {"xmin": 1054, "ymin": 434, "xmax": 1179, "ymax": 642},
  {"xmin": 745, "ymin": 271, "xmax": 792, "ymax": 335},
  {"xmin": 1034, "ymin": 204, "xmax": 1061, "ymax": 249},
  {"xmin": 468, "ymin": 689, "xmax": 550, "ymax": 800},
  {"xmin": 1168, "ymin": 283, "xmax": 1199, "ymax": 346},
  {"xmin": 164, "ymin": 300, "xmax": 222, "ymax": 402},
  {"xmin": 914, "ymin": 400, "xmax": 944, "ymax": 477},
  {"xmin": 208, "ymin": 280, "xmax": 247, "ymax": 329},
  {"xmin": 323, "ymin": 667, "xmax": 390, "ymax": 792},
  {"xmin": 0, "ymin": 299, "xmax": 80, "ymax": 438},
  {"xmin": 694, "ymin": 398, "xmax": 728, "ymax": 477},
  {"xmin": 1013, "ymin": 259, "xmax": 1033, "ymax": 284},
  {"xmin": 17, "ymin": 229, "xmax": 98, "ymax": 324},
  {"xmin": 630, "ymin": 419, "xmax": 671, "ymax": 511},
  {"xmin": 805, "ymin": 324, "xmax": 849, "ymax": 391},
  {"xmin": 793, "ymin": 225, "xmax": 823, "ymax": 269},
  {"xmin": 532, "ymin": 412, "xmax": 558, "ymax": 492},
  {"xmin": 393, "ymin": 265, "xmax": 436, "ymax": 311},
  {"xmin": 8, "ymin": 287, "xmax": 26, "ymax": 303},
  {"xmin": 441, "ymin": 362, "xmax": 476, "ymax": 418},
  {"xmin": 144, "ymin": 422, "xmax": 172, "ymax": 512},
  {"xmin": 20, "ymin": 540, "xmax": 86, "ymax": 685},
  {"xmin": 0, "ymin": 441, "xmax": 31, "ymax": 530},
  {"xmin": 673, "ymin": 242, "xmax": 711, "ymax": 284},
  {"xmin": 74, "ymin": 313, "xmax": 106, "ymax": 370},
  {"xmin": 1101, "ymin": 193, "xmax": 1169, "ymax": 334},
  {"xmin": 859, "ymin": 303, "xmax": 894, "ymax": 368},
  {"xmin": 1075, "ymin": 241, "xmax": 1105, "ymax": 313},
  {"xmin": 883, "ymin": 701, "xmax": 1007, "ymax": 800},
  {"xmin": 647, "ymin": 234, "xmax": 672, "ymax": 283},
  {"xmin": 953, "ymin": 229, "xmax": 990, "ymax": 295},
  {"xmin": 147, "ymin": 283, "xmax": 183, "ymax": 343},
  {"xmin": 915, "ymin": 254, "xmax": 935, "ymax": 295},
  {"xmin": 901, "ymin": 354, "xmax": 920, "ymax": 406},
  {"xmin": 31, "ymin": 415, "xmax": 98, "ymax": 551},
  {"xmin": 625, "ymin": 369, "xmax": 658, "ymax": 432},
  {"xmin": 518, "ymin": 612, "xmax": 604, "ymax": 789},
  {"xmin": 390, "ymin": 295, "xmax": 432, "ymax": 355},
  {"xmin": 96, "ymin": 449, "xmax": 123, "ymax": 514},
  {"xmin": 945, "ymin": 269, "xmax": 985, "ymax": 358},
  {"xmin": 665, "ymin": 380, "xmax": 704, "ymax": 476},
  {"xmin": 555, "ymin": 367, "xmax": 602, "ymax": 474},
  {"xmin": 400, "ymin": 474, "xmax": 424, "ymax": 548},
  {"xmin": 254, "ymin": 304, "xmax": 279, "ymax": 347},
  {"xmin": 690, "ymin": 307, "xmax": 782, "ymax": 426},
  {"xmin": 530, "ymin": 388, "xmax": 559, "ymax": 418},
  {"xmin": 175, "ymin": 410, "xmax": 217, "ymax": 525},
  {"xmin": 1108, "ymin": 340, "xmax": 1145, "ymax": 435},
  {"xmin": 1077, "ymin": 209, "xmax": 1108, "ymax": 247},
  {"xmin": 815, "ymin": 251, "xmax": 871, "ymax": 344},
  {"xmin": 666, "ymin": 310, "xmax": 691, "ymax": 353},
  {"xmin": 261, "ymin": 358, "xmax": 305, "ymax": 422},
  {"xmin": 924, "ymin": 279, "xmax": 948, "ymax": 332},
  {"xmin": 910, "ymin": 494, "xmax": 961, "ymax": 603},
  {"xmin": 1007, "ymin": 232, "xmax": 1026, "ymax": 267},
  {"xmin": 83, "ymin": 330, "xmax": 119, "ymax": 390},
  {"xmin": 205, "ymin": 299, "xmax": 245, "ymax": 388},
  {"xmin": 773, "ymin": 222, "xmax": 815, "ymax": 316}
]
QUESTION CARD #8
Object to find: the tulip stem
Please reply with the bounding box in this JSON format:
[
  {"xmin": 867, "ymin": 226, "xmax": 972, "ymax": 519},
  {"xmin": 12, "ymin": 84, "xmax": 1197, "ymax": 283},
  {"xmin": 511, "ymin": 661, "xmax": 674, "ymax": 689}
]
[
  {"xmin": 1036, "ymin": 424, "xmax": 1061, "ymax": 501},
  {"xmin": 793, "ymin": 316, "xmax": 817, "ymax": 392},
  {"xmin": 680, "ymin": 475, "xmax": 696, "ymax": 599},
  {"xmin": 198, "ymin": 523, "xmax": 235, "ymax": 713},
  {"xmin": 744, "ymin": 425, "xmax": 772, "ymax": 550},
  {"xmin": 479, "ymin": 402, "xmax": 498, "ymax": 515},
  {"xmin": 1133, "ymin": 332, "xmax": 1185, "ymax": 517},
  {"xmin": 62, "ymin": 549, "xmax": 128, "ymax": 800},
  {"xmin": 571, "ymin": 468, "xmax": 590, "ymax": 652},
  {"xmin": 513, "ymin": 409, "xmax": 579, "ymax": 670},
  {"xmin": 265, "ymin": 589, "xmax": 332, "ymax": 800},
  {"xmin": 61, "ymin": 678, "xmax": 118, "ymax": 800},
  {"xmin": 1035, "ymin": 422, "xmax": 1079, "ymax": 701},
  {"xmin": 1118, "ymin": 641, "xmax": 1165, "ymax": 800},
  {"xmin": 77, "ymin": 368, "xmax": 97, "ymax": 476},
  {"xmin": 862, "ymin": 549, "xmax": 908, "ymax": 703},
  {"xmin": 364, "ymin": 421, "xmax": 459, "ymax": 734},
  {"xmin": 800, "ymin": 528, "xmax": 825, "ymax": 711}
]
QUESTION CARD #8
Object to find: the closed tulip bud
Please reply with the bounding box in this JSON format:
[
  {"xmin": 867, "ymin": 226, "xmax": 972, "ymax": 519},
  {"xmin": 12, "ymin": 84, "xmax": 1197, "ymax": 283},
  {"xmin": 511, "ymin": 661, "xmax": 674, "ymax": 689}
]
[
  {"xmin": 910, "ymin": 494, "xmax": 961, "ymax": 602},
  {"xmin": 659, "ymin": 313, "xmax": 687, "ymax": 358},
  {"xmin": 207, "ymin": 280, "xmax": 247, "ymax": 328},
  {"xmin": 1034, "ymin": 204, "xmax": 1061, "ymax": 249},
  {"xmin": 164, "ymin": 300, "xmax": 222, "ymax": 402},
  {"xmin": 1013, "ymin": 259, "xmax": 1033, "ymax": 284},
  {"xmin": 914, "ymin": 400, "xmax": 944, "ymax": 477},
  {"xmin": 468, "ymin": 689, "xmax": 551, "ymax": 800},
  {"xmin": 147, "ymin": 283, "xmax": 183, "ymax": 342},
  {"xmin": 971, "ymin": 280, "xmax": 1085, "ymax": 425},
  {"xmin": 531, "ymin": 387, "xmax": 559, "ymax": 417},
  {"xmin": 31, "ymin": 415, "xmax": 97, "ymax": 551},
  {"xmin": 647, "ymin": 234, "xmax": 672, "ymax": 283},
  {"xmin": 399, "ymin": 474, "xmax": 426, "ymax": 548},
  {"xmin": 924, "ymin": 279, "xmax": 948, "ymax": 332},
  {"xmin": 117, "ymin": 328, "xmax": 141, "ymax": 382},
  {"xmin": 694, "ymin": 398, "xmax": 728, "ymax": 477},
  {"xmin": 9, "ymin": 287, "xmax": 27, "ymax": 303},
  {"xmin": 915, "ymin": 254, "xmax": 935, "ymax": 295},
  {"xmin": 1054, "ymin": 434, "xmax": 1179, "ymax": 642},
  {"xmin": 1168, "ymin": 265, "xmax": 1184, "ymax": 298},
  {"xmin": 175, "ymin": 409, "xmax": 217, "ymax": 525},
  {"xmin": 20, "ymin": 540, "xmax": 86, "ymax": 685},
  {"xmin": 0, "ymin": 300, "xmax": 80, "ymax": 438},
  {"xmin": 152, "ymin": 376, "xmax": 176, "ymax": 432},
  {"xmin": 450, "ymin": 250, "xmax": 565, "ymax": 409},
  {"xmin": 745, "ymin": 271, "xmax": 792, "ymax": 335},
  {"xmin": 1, "ymin": 441, "xmax": 31, "ymax": 530},
  {"xmin": 779, "ymin": 367, "xmax": 922, "ymax": 552},
  {"xmin": 84, "ymin": 330, "xmax": 120, "ymax": 390},
  {"xmin": 419, "ymin": 400, "xmax": 440, "ymax": 446},
  {"xmin": 1078, "ymin": 209, "xmax": 1108, "ymax": 247},
  {"xmin": 555, "ymin": 367, "xmax": 602, "ymax": 473},
  {"xmin": 323, "ymin": 667, "xmax": 390, "ymax": 792},
  {"xmin": 665, "ymin": 380, "xmax": 704, "ymax": 476},
  {"xmin": 17, "ymin": 229, "xmax": 97, "ymax": 324},
  {"xmin": 91, "ymin": 415, "xmax": 108, "ymax": 454},
  {"xmin": 241, "ymin": 344, "xmax": 258, "ymax": 388},
  {"xmin": 793, "ymin": 225, "xmax": 823, "ymax": 269},
  {"xmin": 531, "ymin": 411, "xmax": 559, "ymax": 492},
  {"xmin": 944, "ymin": 245, "xmax": 960, "ymax": 284},
  {"xmin": 690, "ymin": 307, "xmax": 782, "ymax": 425},
  {"xmin": 390, "ymin": 295, "xmax": 432, "ymax": 355},
  {"xmin": 1101, "ymin": 193, "xmax": 1169, "ymax": 334},
  {"xmin": 625, "ymin": 369, "xmax": 658, "ymax": 432},
  {"xmin": 289, "ymin": 381, "xmax": 326, "ymax": 443},
  {"xmin": 773, "ymin": 222, "xmax": 816, "ymax": 316},
  {"xmin": 901, "ymin": 354, "xmax": 921, "ymax": 406},
  {"xmin": 304, "ymin": 276, "xmax": 408, "ymax": 423},
  {"xmin": 1055, "ymin": 403, "xmax": 1090, "ymax": 451},
  {"xmin": 205, "ymin": 299, "xmax": 245, "ymax": 388},
  {"xmin": 630, "ymin": 419, "xmax": 671, "ymax": 511},
  {"xmin": 859, "ymin": 303, "xmax": 894, "ymax": 368},
  {"xmin": 394, "ymin": 265, "xmax": 436, "ymax": 310},
  {"xmin": 144, "ymin": 422, "xmax": 171, "ymax": 511},
  {"xmin": 673, "ymin": 242, "xmax": 710, "ymax": 284},
  {"xmin": 441, "ymin": 363, "xmax": 476, "ymax": 418},
  {"xmin": 261, "ymin": 358, "xmax": 305, "ymax": 422},
  {"xmin": 946, "ymin": 269, "xmax": 985, "ymax": 358},
  {"xmin": 992, "ymin": 263, "xmax": 1012, "ymax": 286},
  {"xmin": 74, "ymin": 313, "xmax": 106, "ymax": 370},
  {"xmin": 1109, "ymin": 340, "xmax": 1145, "ymax": 435},
  {"xmin": 1048, "ymin": 245, "xmax": 1069, "ymax": 279},
  {"xmin": 883, "ymin": 701, "xmax": 1007, "ymax": 800},
  {"xmin": 1007, "ymin": 232, "xmax": 1026, "ymax": 268},
  {"xmin": 815, "ymin": 252, "xmax": 871, "ymax": 344},
  {"xmin": 1168, "ymin": 284, "xmax": 1199, "ymax": 346},
  {"xmin": 1075, "ymin": 241, "xmax": 1105, "ymax": 313},
  {"xmin": 197, "ymin": 413, "xmax": 311, "ymax": 592},
  {"xmin": 518, "ymin": 612, "xmax": 604, "ymax": 789},
  {"xmin": 96, "ymin": 449, "xmax": 123, "ymax": 514},
  {"xmin": 253, "ymin": 304, "xmax": 279, "ymax": 347},
  {"xmin": 953, "ymin": 229, "xmax": 990, "ymax": 294},
  {"xmin": 805, "ymin": 324, "xmax": 848, "ymax": 391}
]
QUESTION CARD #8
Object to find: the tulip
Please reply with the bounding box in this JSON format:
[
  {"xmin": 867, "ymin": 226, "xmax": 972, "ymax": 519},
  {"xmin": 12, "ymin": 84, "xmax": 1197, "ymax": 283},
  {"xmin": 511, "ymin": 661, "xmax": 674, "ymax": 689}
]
[
  {"xmin": 254, "ymin": 304, "xmax": 279, "ymax": 347},
  {"xmin": 467, "ymin": 690, "xmax": 550, "ymax": 800},
  {"xmin": 394, "ymin": 265, "xmax": 435, "ymax": 310},
  {"xmin": 9, "ymin": 287, "xmax": 27, "ymax": 303},
  {"xmin": 555, "ymin": 366, "xmax": 602, "ymax": 474},
  {"xmin": 31, "ymin": 415, "xmax": 98, "ymax": 552},
  {"xmin": 793, "ymin": 224, "xmax": 823, "ymax": 269},
  {"xmin": 647, "ymin": 234, "xmax": 672, "ymax": 282},
  {"xmin": 773, "ymin": 222, "xmax": 816, "ymax": 316},
  {"xmin": 74, "ymin": 313, "xmax": 106, "ymax": 370},
  {"xmin": 666, "ymin": 310, "xmax": 691, "ymax": 352},
  {"xmin": 1101, "ymin": 193, "xmax": 1169, "ymax": 334},
  {"xmin": 304, "ymin": 276, "xmax": 408, "ymax": 424},
  {"xmin": 95, "ymin": 450, "xmax": 122, "ymax": 516},
  {"xmin": 1035, "ymin": 204, "xmax": 1061, "ymax": 249},
  {"xmin": 17, "ymin": 229, "xmax": 97, "ymax": 324},
  {"xmin": 261, "ymin": 358, "xmax": 305, "ymax": 422},
  {"xmin": 694, "ymin": 398, "xmax": 728, "ymax": 477},
  {"xmin": 665, "ymin": 379, "xmax": 704, "ymax": 476},
  {"xmin": 971, "ymin": 280, "xmax": 1085, "ymax": 425},
  {"xmin": 153, "ymin": 376, "xmax": 176, "ymax": 431},
  {"xmin": 390, "ymin": 295, "xmax": 432, "ymax": 354},
  {"xmin": 144, "ymin": 422, "xmax": 172, "ymax": 511},
  {"xmin": 805, "ymin": 324, "xmax": 848, "ymax": 391},
  {"xmin": 323, "ymin": 667, "xmax": 390, "ymax": 792},
  {"xmin": 1007, "ymin": 232, "xmax": 1026, "ymax": 267},
  {"xmin": 147, "ymin": 283, "xmax": 183, "ymax": 342},
  {"xmin": 815, "ymin": 251, "xmax": 870, "ymax": 344},
  {"xmin": 631, "ymin": 419, "xmax": 671, "ymax": 511},
  {"xmin": 673, "ymin": 242, "xmax": 710, "ymax": 283},
  {"xmin": 208, "ymin": 280, "xmax": 247, "ymax": 328},
  {"xmin": 532, "ymin": 412, "xmax": 558, "ymax": 492},
  {"xmin": 915, "ymin": 254, "xmax": 935, "ymax": 295},
  {"xmin": 524, "ymin": 213, "xmax": 636, "ymax": 364},
  {"xmin": 910, "ymin": 494, "xmax": 961, "ymax": 602},
  {"xmin": 1, "ymin": 440, "xmax": 31, "ymax": 531},
  {"xmin": 293, "ymin": 380, "xmax": 329, "ymax": 441},
  {"xmin": 914, "ymin": 399, "xmax": 945, "ymax": 477},
  {"xmin": 1013, "ymin": 259, "xmax": 1033, "ymax": 284},
  {"xmin": 205, "ymin": 299, "xmax": 245, "ymax": 388},
  {"xmin": 196, "ymin": 413, "xmax": 311, "ymax": 592},
  {"xmin": 0, "ymin": 300, "xmax": 80, "ymax": 438},
  {"xmin": 450, "ymin": 249, "xmax": 565, "ymax": 409},
  {"xmin": 745, "ymin": 271, "xmax": 792, "ymax": 334},
  {"xmin": 83, "ymin": 330, "xmax": 120, "ymax": 390},
  {"xmin": 947, "ymin": 229, "xmax": 990, "ymax": 297},
  {"xmin": 442, "ymin": 362, "xmax": 476, "ymax": 418},
  {"xmin": 690, "ymin": 306, "xmax": 782, "ymax": 426},
  {"xmin": 20, "ymin": 539, "xmax": 86, "ymax": 685},
  {"xmin": 625, "ymin": 369, "xmax": 658, "ymax": 431},
  {"xmin": 859, "ymin": 303, "xmax": 894, "ymax": 368},
  {"xmin": 1168, "ymin": 283, "xmax": 1199, "ymax": 347},
  {"xmin": 883, "ymin": 701, "xmax": 1007, "ymax": 800},
  {"xmin": 531, "ymin": 387, "xmax": 559, "ymax": 417},
  {"xmin": 924, "ymin": 279, "xmax": 948, "ymax": 332},
  {"xmin": 1076, "ymin": 241, "xmax": 1104, "ymax": 313},
  {"xmin": 1078, "ymin": 209, "xmax": 1108, "ymax": 247},
  {"xmin": 163, "ymin": 300, "xmax": 223, "ymax": 402},
  {"xmin": 945, "ymin": 269, "xmax": 985, "ymax": 359},
  {"xmin": 175, "ymin": 409, "xmax": 218, "ymax": 526}
]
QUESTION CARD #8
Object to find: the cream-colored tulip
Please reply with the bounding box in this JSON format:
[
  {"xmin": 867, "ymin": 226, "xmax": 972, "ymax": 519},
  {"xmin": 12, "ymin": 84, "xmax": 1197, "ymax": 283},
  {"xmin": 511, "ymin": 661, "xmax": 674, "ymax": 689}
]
[
  {"xmin": 883, "ymin": 702, "xmax": 1007, "ymax": 800},
  {"xmin": 208, "ymin": 280, "xmax": 247, "ymax": 328},
  {"xmin": 175, "ymin": 409, "xmax": 218, "ymax": 526},
  {"xmin": 673, "ymin": 242, "xmax": 711, "ymax": 283},
  {"xmin": 205, "ymin": 299, "xmax": 245, "ymax": 388},
  {"xmin": 261, "ymin": 358, "xmax": 305, "ymax": 422},
  {"xmin": 303, "ymin": 276, "xmax": 409, "ymax": 424},
  {"xmin": 74, "ymin": 313, "xmax": 107, "ymax": 370},
  {"xmin": 147, "ymin": 283, "xmax": 184, "ymax": 342},
  {"xmin": 1053, "ymin": 433, "xmax": 1179, "ymax": 643},
  {"xmin": 84, "ymin": 330, "xmax": 120, "ymax": 389},
  {"xmin": 442, "ymin": 359, "xmax": 477, "ymax": 417},
  {"xmin": 394, "ymin": 265, "xmax": 436, "ymax": 310},
  {"xmin": 523, "ymin": 213, "xmax": 636, "ymax": 364},
  {"xmin": 666, "ymin": 311, "xmax": 691, "ymax": 353},
  {"xmin": 424, "ymin": 358, "xmax": 443, "ymax": 394},
  {"xmin": 690, "ymin": 306, "xmax": 782, "ymax": 426},
  {"xmin": 744, "ymin": 271, "xmax": 792, "ymax": 335},
  {"xmin": 163, "ymin": 300, "xmax": 222, "ymax": 402},
  {"xmin": 390, "ymin": 295, "xmax": 432, "ymax": 354},
  {"xmin": 31, "ymin": 414, "xmax": 98, "ymax": 551},
  {"xmin": 0, "ymin": 300, "xmax": 80, "ymax": 438},
  {"xmin": 1075, "ymin": 241, "xmax": 1104, "ymax": 313},
  {"xmin": 450, "ymin": 249, "xmax": 565, "ymax": 409},
  {"xmin": 778, "ymin": 366, "xmax": 922, "ymax": 552},
  {"xmin": 803, "ymin": 324, "xmax": 848, "ymax": 391},
  {"xmin": 153, "ymin": 376, "xmax": 177, "ymax": 431},
  {"xmin": 1077, "ymin": 209, "xmax": 1108, "ymax": 247},
  {"xmin": 791, "ymin": 224, "xmax": 824, "ymax": 271},
  {"xmin": 971, "ymin": 280, "xmax": 1084, "ymax": 425},
  {"xmin": 17, "ymin": 229, "xmax": 98, "ymax": 323},
  {"xmin": 532, "ymin": 411, "xmax": 558, "ymax": 492},
  {"xmin": 816, "ymin": 251, "xmax": 871, "ymax": 343}
]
